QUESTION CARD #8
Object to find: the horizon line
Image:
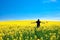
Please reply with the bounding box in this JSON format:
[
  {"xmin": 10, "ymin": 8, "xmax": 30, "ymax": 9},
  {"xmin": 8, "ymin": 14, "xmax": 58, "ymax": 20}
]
[{"xmin": 0, "ymin": 19, "xmax": 60, "ymax": 21}]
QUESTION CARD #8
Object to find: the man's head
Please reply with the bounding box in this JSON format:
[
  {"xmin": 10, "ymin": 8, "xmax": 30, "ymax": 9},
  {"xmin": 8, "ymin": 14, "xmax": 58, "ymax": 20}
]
[{"xmin": 38, "ymin": 19, "xmax": 40, "ymax": 21}]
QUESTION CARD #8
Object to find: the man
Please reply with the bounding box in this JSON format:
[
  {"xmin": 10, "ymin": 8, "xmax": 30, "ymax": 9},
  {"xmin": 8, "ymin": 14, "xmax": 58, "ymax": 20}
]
[
  {"xmin": 36, "ymin": 19, "xmax": 41, "ymax": 28},
  {"xmin": 32, "ymin": 19, "xmax": 45, "ymax": 28}
]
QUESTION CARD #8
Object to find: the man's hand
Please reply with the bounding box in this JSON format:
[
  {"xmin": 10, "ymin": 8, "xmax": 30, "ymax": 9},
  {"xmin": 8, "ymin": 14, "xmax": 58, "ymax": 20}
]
[
  {"xmin": 41, "ymin": 22, "xmax": 45, "ymax": 24},
  {"xmin": 31, "ymin": 22, "xmax": 36, "ymax": 24},
  {"xmin": 41, "ymin": 21, "xmax": 48, "ymax": 24},
  {"xmin": 46, "ymin": 21, "xmax": 48, "ymax": 23}
]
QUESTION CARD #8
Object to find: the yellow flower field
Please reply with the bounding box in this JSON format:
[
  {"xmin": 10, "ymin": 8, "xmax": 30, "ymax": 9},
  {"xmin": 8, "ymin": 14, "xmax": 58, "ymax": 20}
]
[{"xmin": 0, "ymin": 20, "xmax": 60, "ymax": 40}]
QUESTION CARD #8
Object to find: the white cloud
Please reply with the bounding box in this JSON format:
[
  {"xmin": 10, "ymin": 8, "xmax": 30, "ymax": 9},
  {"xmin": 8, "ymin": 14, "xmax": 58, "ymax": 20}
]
[
  {"xmin": 42, "ymin": 0, "xmax": 57, "ymax": 3},
  {"xmin": 50, "ymin": 0, "xmax": 57, "ymax": 2}
]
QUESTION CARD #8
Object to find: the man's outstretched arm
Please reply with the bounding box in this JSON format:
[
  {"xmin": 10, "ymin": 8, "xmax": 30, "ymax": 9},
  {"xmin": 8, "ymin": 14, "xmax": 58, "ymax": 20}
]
[
  {"xmin": 41, "ymin": 21, "xmax": 48, "ymax": 24},
  {"xmin": 31, "ymin": 22, "xmax": 36, "ymax": 24}
]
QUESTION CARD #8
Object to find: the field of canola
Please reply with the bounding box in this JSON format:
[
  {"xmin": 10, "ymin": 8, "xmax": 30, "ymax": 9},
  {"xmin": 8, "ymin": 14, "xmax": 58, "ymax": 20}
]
[{"xmin": 0, "ymin": 20, "xmax": 60, "ymax": 40}]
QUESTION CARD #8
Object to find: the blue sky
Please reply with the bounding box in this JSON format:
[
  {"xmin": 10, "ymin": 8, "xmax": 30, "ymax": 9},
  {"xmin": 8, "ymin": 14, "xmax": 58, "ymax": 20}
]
[{"xmin": 0, "ymin": 0, "xmax": 60, "ymax": 20}]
